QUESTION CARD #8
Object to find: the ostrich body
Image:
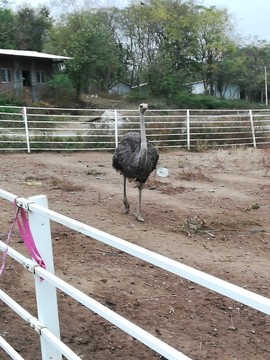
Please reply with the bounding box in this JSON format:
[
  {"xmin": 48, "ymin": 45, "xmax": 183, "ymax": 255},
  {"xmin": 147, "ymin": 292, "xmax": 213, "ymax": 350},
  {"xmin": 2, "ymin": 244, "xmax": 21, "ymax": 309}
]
[{"xmin": 112, "ymin": 103, "xmax": 159, "ymax": 222}]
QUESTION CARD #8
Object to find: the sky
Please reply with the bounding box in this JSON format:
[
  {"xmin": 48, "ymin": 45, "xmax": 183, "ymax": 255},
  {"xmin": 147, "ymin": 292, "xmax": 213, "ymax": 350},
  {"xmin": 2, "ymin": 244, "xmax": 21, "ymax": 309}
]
[
  {"xmin": 202, "ymin": 0, "xmax": 270, "ymax": 42},
  {"xmin": 9, "ymin": 0, "xmax": 270, "ymax": 42}
]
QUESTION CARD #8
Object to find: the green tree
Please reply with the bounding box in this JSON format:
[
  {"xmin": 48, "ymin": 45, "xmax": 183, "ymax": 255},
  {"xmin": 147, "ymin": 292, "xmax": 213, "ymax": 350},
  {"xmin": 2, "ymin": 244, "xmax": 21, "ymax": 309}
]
[
  {"xmin": 46, "ymin": 10, "xmax": 122, "ymax": 98},
  {"xmin": 0, "ymin": 7, "xmax": 16, "ymax": 48},
  {"xmin": 214, "ymin": 52, "xmax": 241, "ymax": 99},
  {"xmin": 119, "ymin": 0, "xmax": 198, "ymax": 96},
  {"xmin": 115, "ymin": 0, "xmax": 237, "ymax": 98},
  {"xmin": 193, "ymin": 6, "xmax": 236, "ymax": 95},
  {"xmin": 149, "ymin": 0, "xmax": 199, "ymax": 95},
  {"xmin": 14, "ymin": 6, "xmax": 52, "ymax": 51},
  {"xmin": 235, "ymin": 41, "xmax": 270, "ymax": 102}
]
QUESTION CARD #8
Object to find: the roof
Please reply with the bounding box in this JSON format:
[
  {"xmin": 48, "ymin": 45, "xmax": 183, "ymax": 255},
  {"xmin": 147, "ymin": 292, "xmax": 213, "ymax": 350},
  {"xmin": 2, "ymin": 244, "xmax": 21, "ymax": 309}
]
[
  {"xmin": 108, "ymin": 80, "xmax": 131, "ymax": 89},
  {"xmin": 0, "ymin": 49, "xmax": 71, "ymax": 61}
]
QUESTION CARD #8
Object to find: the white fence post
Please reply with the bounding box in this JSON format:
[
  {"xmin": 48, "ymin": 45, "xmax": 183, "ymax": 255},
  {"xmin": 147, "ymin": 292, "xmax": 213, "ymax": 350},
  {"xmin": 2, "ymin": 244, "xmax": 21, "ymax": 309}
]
[
  {"xmin": 186, "ymin": 109, "xmax": 190, "ymax": 150},
  {"xmin": 28, "ymin": 195, "xmax": 61, "ymax": 360},
  {"xmin": 114, "ymin": 109, "xmax": 118, "ymax": 148},
  {"xmin": 249, "ymin": 109, "xmax": 257, "ymax": 148},
  {"xmin": 22, "ymin": 106, "xmax": 30, "ymax": 153}
]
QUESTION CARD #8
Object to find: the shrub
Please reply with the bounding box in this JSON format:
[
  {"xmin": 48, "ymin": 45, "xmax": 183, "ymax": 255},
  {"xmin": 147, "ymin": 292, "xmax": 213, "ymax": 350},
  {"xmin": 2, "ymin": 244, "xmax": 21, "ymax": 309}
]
[
  {"xmin": 169, "ymin": 93, "xmax": 262, "ymax": 110},
  {"xmin": 46, "ymin": 74, "xmax": 76, "ymax": 107},
  {"xmin": 125, "ymin": 88, "xmax": 149, "ymax": 103},
  {"xmin": 0, "ymin": 94, "xmax": 23, "ymax": 106}
]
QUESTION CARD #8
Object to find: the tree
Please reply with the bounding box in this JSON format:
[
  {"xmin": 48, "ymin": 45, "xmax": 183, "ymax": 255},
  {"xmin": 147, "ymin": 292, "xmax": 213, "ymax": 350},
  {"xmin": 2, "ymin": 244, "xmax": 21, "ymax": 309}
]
[
  {"xmin": 43, "ymin": 1, "xmax": 242, "ymax": 100},
  {"xmin": 14, "ymin": 6, "xmax": 52, "ymax": 51},
  {"xmin": 46, "ymin": 10, "xmax": 122, "ymax": 98},
  {"xmin": 0, "ymin": 7, "xmax": 16, "ymax": 49},
  {"xmin": 149, "ymin": 0, "xmax": 200, "ymax": 95},
  {"xmin": 193, "ymin": 6, "xmax": 236, "ymax": 95},
  {"xmin": 235, "ymin": 41, "xmax": 270, "ymax": 102},
  {"xmin": 118, "ymin": 0, "xmax": 199, "ymax": 96}
]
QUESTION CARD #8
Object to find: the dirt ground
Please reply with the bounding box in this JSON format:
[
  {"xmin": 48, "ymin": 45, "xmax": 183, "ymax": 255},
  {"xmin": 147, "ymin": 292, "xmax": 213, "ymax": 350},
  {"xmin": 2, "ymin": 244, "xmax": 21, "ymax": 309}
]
[{"xmin": 1, "ymin": 147, "xmax": 270, "ymax": 360}]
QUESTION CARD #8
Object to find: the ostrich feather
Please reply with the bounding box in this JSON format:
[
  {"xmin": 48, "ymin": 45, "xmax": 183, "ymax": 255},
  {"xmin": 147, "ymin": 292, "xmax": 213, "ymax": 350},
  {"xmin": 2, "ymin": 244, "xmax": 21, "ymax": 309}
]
[{"xmin": 112, "ymin": 132, "xmax": 159, "ymax": 184}]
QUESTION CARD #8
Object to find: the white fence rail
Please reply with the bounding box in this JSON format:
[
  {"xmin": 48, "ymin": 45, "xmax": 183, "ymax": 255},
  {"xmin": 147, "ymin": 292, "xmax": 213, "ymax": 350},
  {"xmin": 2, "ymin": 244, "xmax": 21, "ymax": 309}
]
[
  {"xmin": 1, "ymin": 106, "xmax": 270, "ymax": 152},
  {"xmin": 1, "ymin": 189, "xmax": 270, "ymax": 359}
]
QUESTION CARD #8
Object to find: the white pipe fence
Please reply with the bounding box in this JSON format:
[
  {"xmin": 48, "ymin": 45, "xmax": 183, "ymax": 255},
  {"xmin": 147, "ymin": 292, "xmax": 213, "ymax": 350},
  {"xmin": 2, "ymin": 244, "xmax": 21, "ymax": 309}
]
[
  {"xmin": 0, "ymin": 106, "xmax": 270, "ymax": 152},
  {"xmin": 1, "ymin": 189, "xmax": 270, "ymax": 359}
]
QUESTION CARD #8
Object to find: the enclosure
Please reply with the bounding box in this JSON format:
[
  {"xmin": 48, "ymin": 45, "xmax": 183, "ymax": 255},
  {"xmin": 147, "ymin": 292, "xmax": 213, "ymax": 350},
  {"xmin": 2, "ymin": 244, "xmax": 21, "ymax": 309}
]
[
  {"xmin": 1, "ymin": 106, "xmax": 270, "ymax": 152},
  {"xmin": 1, "ymin": 147, "xmax": 270, "ymax": 359}
]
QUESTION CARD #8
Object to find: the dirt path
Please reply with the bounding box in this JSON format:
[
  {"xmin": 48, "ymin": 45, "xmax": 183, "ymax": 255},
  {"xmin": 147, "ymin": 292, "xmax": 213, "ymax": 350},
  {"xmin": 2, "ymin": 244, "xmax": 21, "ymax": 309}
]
[{"xmin": 1, "ymin": 147, "xmax": 270, "ymax": 359}]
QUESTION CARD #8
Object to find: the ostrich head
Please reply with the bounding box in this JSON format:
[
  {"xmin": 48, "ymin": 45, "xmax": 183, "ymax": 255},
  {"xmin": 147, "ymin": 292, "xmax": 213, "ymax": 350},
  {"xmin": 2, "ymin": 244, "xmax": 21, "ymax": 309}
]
[{"xmin": 139, "ymin": 103, "xmax": 148, "ymax": 114}]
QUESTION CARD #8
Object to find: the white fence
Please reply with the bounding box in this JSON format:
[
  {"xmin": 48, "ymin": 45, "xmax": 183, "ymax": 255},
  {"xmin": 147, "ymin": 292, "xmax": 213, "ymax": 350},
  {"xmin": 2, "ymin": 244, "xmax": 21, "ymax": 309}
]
[
  {"xmin": 1, "ymin": 106, "xmax": 270, "ymax": 152},
  {"xmin": 1, "ymin": 189, "xmax": 270, "ymax": 359}
]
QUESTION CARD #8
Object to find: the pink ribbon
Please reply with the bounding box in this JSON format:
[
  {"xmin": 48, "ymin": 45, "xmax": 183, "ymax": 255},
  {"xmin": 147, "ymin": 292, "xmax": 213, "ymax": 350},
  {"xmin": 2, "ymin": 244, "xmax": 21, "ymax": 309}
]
[
  {"xmin": 0, "ymin": 206, "xmax": 19, "ymax": 276},
  {"xmin": 16, "ymin": 205, "xmax": 46, "ymax": 269},
  {"xmin": 0, "ymin": 200, "xmax": 46, "ymax": 277}
]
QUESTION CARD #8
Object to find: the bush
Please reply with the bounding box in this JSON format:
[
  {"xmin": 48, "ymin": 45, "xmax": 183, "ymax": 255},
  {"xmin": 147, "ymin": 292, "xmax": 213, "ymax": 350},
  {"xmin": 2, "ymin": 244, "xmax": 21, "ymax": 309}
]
[
  {"xmin": 0, "ymin": 94, "xmax": 23, "ymax": 106},
  {"xmin": 47, "ymin": 74, "xmax": 76, "ymax": 107},
  {"xmin": 125, "ymin": 88, "xmax": 149, "ymax": 103},
  {"xmin": 169, "ymin": 93, "xmax": 260, "ymax": 109}
]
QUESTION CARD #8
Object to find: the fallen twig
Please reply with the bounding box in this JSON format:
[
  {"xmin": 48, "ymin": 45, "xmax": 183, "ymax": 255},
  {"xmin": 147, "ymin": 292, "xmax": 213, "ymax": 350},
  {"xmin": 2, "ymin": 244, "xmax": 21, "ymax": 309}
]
[{"xmin": 95, "ymin": 248, "xmax": 119, "ymax": 256}]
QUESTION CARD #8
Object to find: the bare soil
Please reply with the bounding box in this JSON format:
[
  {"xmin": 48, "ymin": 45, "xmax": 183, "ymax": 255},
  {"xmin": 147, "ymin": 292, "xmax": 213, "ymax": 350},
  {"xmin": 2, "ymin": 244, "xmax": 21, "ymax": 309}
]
[{"xmin": 1, "ymin": 147, "xmax": 270, "ymax": 360}]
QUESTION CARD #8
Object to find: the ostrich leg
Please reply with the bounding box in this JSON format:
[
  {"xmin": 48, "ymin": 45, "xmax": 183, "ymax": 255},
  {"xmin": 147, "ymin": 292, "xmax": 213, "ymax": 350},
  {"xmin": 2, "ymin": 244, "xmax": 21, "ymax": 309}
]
[
  {"xmin": 123, "ymin": 176, "xmax": 130, "ymax": 214},
  {"xmin": 136, "ymin": 183, "xmax": 144, "ymax": 222}
]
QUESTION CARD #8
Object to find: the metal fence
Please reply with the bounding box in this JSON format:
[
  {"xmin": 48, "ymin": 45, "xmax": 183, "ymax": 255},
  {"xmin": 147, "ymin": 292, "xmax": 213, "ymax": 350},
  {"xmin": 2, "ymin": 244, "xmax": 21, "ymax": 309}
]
[
  {"xmin": 1, "ymin": 106, "xmax": 270, "ymax": 152},
  {"xmin": 1, "ymin": 189, "xmax": 270, "ymax": 360}
]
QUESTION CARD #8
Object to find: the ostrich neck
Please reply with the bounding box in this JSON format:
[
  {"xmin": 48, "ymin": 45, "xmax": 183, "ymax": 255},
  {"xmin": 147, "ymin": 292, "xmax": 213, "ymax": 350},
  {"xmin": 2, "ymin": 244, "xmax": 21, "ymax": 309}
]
[
  {"xmin": 140, "ymin": 113, "xmax": 147, "ymax": 150},
  {"xmin": 137, "ymin": 113, "xmax": 147, "ymax": 167}
]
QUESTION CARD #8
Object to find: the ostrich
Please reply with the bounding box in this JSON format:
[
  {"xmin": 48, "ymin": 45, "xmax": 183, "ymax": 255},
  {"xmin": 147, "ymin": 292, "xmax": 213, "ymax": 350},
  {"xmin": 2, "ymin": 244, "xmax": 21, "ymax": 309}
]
[{"xmin": 112, "ymin": 103, "xmax": 159, "ymax": 222}]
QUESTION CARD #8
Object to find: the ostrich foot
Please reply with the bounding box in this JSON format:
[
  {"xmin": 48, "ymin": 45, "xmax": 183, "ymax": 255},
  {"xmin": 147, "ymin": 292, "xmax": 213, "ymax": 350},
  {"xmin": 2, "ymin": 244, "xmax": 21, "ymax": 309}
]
[
  {"xmin": 136, "ymin": 214, "xmax": 144, "ymax": 222},
  {"xmin": 123, "ymin": 200, "xmax": 130, "ymax": 214}
]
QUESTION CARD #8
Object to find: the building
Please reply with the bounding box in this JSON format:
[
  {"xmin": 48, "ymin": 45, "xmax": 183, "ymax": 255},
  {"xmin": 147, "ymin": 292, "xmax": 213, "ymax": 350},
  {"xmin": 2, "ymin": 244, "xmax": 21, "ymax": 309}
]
[
  {"xmin": 0, "ymin": 49, "xmax": 71, "ymax": 102},
  {"xmin": 108, "ymin": 81, "xmax": 131, "ymax": 95},
  {"xmin": 190, "ymin": 81, "xmax": 240, "ymax": 100}
]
